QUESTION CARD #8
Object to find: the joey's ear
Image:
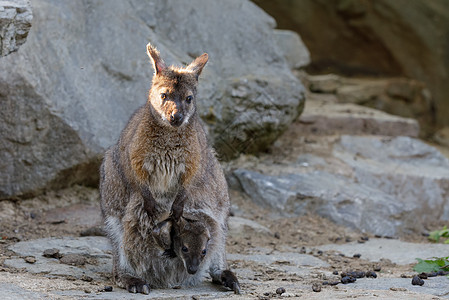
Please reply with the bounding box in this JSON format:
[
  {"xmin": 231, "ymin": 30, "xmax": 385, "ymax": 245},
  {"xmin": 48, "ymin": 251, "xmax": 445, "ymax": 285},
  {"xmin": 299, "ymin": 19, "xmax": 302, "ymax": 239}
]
[
  {"xmin": 146, "ymin": 43, "xmax": 167, "ymax": 75},
  {"xmin": 186, "ymin": 53, "xmax": 208, "ymax": 79}
]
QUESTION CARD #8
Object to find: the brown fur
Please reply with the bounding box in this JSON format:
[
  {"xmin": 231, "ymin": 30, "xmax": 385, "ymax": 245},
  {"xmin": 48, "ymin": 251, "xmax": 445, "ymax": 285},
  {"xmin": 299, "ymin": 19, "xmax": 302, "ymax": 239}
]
[{"xmin": 99, "ymin": 43, "xmax": 239, "ymax": 294}]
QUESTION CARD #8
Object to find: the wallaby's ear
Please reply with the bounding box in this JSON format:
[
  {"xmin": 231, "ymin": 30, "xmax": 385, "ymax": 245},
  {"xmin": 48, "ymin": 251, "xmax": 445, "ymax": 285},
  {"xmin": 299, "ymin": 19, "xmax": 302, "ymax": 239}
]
[
  {"xmin": 186, "ymin": 53, "xmax": 209, "ymax": 79},
  {"xmin": 146, "ymin": 43, "xmax": 167, "ymax": 75}
]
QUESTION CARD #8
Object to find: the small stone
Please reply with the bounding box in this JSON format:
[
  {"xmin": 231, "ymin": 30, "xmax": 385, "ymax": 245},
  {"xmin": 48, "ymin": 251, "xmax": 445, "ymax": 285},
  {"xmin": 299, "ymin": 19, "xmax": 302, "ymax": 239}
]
[
  {"xmin": 103, "ymin": 286, "xmax": 113, "ymax": 292},
  {"xmin": 390, "ymin": 287, "xmax": 407, "ymax": 292},
  {"xmin": 353, "ymin": 253, "xmax": 361, "ymax": 258},
  {"xmin": 361, "ymin": 236, "xmax": 369, "ymax": 241},
  {"xmin": 411, "ymin": 275, "xmax": 424, "ymax": 286},
  {"xmin": 274, "ymin": 232, "xmax": 281, "ymax": 239},
  {"xmin": 66, "ymin": 275, "xmax": 76, "ymax": 281},
  {"xmin": 328, "ymin": 281, "xmax": 340, "ymax": 286},
  {"xmin": 43, "ymin": 248, "xmax": 61, "ymax": 259},
  {"xmin": 373, "ymin": 265, "xmax": 381, "ymax": 272},
  {"xmin": 332, "ymin": 271, "xmax": 339, "ymax": 275},
  {"xmin": 317, "ymin": 250, "xmax": 323, "ymax": 256},
  {"xmin": 312, "ymin": 283, "xmax": 321, "ymax": 292},
  {"xmin": 418, "ymin": 272, "xmax": 428, "ymax": 279},
  {"xmin": 276, "ymin": 287, "xmax": 286, "ymax": 295},
  {"xmin": 365, "ymin": 271, "xmax": 377, "ymax": 278},
  {"xmin": 24, "ymin": 256, "xmax": 36, "ymax": 264},
  {"xmin": 341, "ymin": 276, "xmax": 356, "ymax": 284},
  {"xmin": 84, "ymin": 289, "xmax": 91, "ymax": 293},
  {"xmin": 427, "ymin": 272, "xmax": 438, "ymax": 277},
  {"xmin": 60, "ymin": 254, "xmax": 86, "ymax": 266},
  {"xmin": 81, "ymin": 275, "xmax": 93, "ymax": 282}
]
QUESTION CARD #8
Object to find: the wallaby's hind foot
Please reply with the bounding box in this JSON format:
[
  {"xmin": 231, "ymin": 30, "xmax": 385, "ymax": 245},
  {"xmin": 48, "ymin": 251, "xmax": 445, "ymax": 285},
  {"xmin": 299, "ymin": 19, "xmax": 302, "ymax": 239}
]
[
  {"xmin": 217, "ymin": 270, "xmax": 241, "ymax": 294},
  {"xmin": 122, "ymin": 275, "xmax": 150, "ymax": 294}
]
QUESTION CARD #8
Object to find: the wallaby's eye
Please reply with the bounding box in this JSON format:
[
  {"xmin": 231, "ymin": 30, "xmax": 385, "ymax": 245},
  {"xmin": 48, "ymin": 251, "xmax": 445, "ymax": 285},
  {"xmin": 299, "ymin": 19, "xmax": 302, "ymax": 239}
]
[
  {"xmin": 182, "ymin": 246, "xmax": 188, "ymax": 253},
  {"xmin": 160, "ymin": 93, "xmax": 167, "ymax": 100},
  {"xmin": 201, "ymin": 249, "xmax": 207, "ymax": 256},
  {"xmin": 186, "ymin": 95, "xmax": 193, "ymax": 104}
]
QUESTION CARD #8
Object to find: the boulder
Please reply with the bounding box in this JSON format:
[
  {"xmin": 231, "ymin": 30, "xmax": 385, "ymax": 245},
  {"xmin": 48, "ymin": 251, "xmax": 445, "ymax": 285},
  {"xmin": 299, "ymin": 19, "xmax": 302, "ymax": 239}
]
[
  {"xmin": 273, "ymin": 29, "xmax": 310, "ymax": 69},
  {"xmin": 232, "ymin": 135, "xmax": 449, "ymax": 236},
  {"xmin": 0, "ymin": 0, "xmax": 32, "ymax": 56},
  {"xmin": 0, "ymin": 0, "xmax": 305, "ymax": 199}
]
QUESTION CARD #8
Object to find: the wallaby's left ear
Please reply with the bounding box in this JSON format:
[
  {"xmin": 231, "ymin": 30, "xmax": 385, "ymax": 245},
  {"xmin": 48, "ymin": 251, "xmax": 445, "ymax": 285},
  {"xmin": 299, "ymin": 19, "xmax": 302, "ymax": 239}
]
[{"xmin": 187, "ymin": 53, "xmax": 209, "ymax": 79}]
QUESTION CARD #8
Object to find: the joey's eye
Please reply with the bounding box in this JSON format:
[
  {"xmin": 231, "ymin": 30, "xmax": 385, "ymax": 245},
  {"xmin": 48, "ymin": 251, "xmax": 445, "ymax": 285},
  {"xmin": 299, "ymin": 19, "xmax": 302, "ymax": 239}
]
[
  {"xmin": 182, "ymin": 246, "xmax": 188, "ymax": 253},
  {"xmin": 186, "ymin": 95, "xmax": 193, "ymax": 103},
  {"xmin": 201, "ymin": 249, "xmax": 207, "ymax": 255},
  {"xmin": 161, "ymin": 93, "xmax": 167, "ymax": 100}
]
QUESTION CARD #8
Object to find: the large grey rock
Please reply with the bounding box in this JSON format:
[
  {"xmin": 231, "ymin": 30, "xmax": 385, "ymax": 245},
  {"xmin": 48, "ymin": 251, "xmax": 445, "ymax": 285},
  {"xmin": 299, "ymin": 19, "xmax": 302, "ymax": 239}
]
[
  {"xmin": 334, "ymin": 136, "xmax": 449, "ymax": 222},
  {"xmin": 0, "ymin": 0, "xmax": 32, "ymax": 56},
  {"xmin": 234, "ymin": 169, "xmax": 404, "ymax": 236},
  {"xmin": 232, "ymin": 135, "xmax": 449, "ymax": 236},
  {"xmin": 296, "ymin": 100, "xmax": 419, "ymax": 137},
  {"xmin": 273, "ymin": 29, "xmax": 310, "ymax": 69},
  {"xmin": 0, "ymin": 0, "xmax": 305, "ymax": 199}
]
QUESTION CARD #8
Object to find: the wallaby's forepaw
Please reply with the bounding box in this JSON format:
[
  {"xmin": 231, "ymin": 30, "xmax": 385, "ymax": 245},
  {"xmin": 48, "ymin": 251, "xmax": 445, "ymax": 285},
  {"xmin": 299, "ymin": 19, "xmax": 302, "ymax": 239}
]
[
  {"xmin": 124, "ymin": 276, "xmax": 150, "ymax": 294},
  {"xmin": 221, "ymin": 270, "xmax": 241, "ymax": 294}
]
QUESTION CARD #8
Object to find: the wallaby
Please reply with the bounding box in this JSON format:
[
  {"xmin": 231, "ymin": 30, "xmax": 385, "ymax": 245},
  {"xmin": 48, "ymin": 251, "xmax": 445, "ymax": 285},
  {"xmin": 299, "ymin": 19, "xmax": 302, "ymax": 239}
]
[{"xmin": 99, "ymin": 43, "xmax": 239, "ymax": 294}]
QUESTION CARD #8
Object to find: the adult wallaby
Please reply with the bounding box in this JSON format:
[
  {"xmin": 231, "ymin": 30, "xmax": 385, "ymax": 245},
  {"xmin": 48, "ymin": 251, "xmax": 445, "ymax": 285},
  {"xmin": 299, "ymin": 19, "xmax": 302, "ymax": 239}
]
[{"xmin": 99, "ymin": 43, "xmax": 239, "ymax": 294}]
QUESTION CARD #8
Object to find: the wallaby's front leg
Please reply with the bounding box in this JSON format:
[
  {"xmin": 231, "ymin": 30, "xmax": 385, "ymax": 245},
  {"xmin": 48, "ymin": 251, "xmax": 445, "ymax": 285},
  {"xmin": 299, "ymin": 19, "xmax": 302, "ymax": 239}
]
[
  {"xmin": 171, "ymin": 186, "xmax": 187, "ymax": 221},
  {"xmin": 141, "ymin": 185, "xmax": 156, "ymax": 216}
]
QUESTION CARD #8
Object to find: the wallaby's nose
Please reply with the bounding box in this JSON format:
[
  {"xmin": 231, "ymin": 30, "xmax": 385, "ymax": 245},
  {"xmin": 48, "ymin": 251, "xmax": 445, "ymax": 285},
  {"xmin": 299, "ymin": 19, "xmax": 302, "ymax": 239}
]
[{"xmin": 170, "ymin": 112, "xmax": 184, "ymax": 126}]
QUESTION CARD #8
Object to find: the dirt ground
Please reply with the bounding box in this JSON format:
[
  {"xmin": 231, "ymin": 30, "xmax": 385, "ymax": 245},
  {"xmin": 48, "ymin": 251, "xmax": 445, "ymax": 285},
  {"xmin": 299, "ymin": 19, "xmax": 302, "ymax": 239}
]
[{"xmin": 0, "ymin": 182, "xmax": 445, "ymax": 299}]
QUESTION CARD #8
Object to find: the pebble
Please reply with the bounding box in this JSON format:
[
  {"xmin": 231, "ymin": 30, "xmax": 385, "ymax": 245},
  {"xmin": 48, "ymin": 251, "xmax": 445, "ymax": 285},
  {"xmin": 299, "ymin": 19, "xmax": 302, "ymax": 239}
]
[
  {"xmin": 43, "ymin": 248, "xmax": 61, "ymax": 259},
  {"xmin": 80, "ymin": 275, "xmax": 93, "ymax": 282},
  {"xmin": 373, "ymin": 265, "xmax": 382, "ymax": 272},
  {"xmin": 411, "ymin": 275, "xmax": 424, "ymax": 286},
  {"xmin": 365, "ymin": 271, "xmax": 377, "ymax": 278},
  {"xmin": 24, "ymin": 256, "xmax": 36, "ymax": 264},
  {"xmin": 276, "ymin": 287, "xmax": 286, "ymax": 295},
  {"xmin": 274, "ymin": 232, "xmax": 281, "ymax": 239},
  {"xmin": 341, "ymin": 276, "xmax": 356, "ymax": 284},
  {"xmin": 353, "ymin": 253, "xmax": 361, "ymax": 258},
  {"xmin": 312, "ymin": 283, "xmax": 321, "ymax": 292},
  {"xmin": 103, "ymin": 286, "xmax": 113, "ymax": 292},
  {"xmin": 59, "ymin": 254, "xmax": 86, "ymax": 266}
]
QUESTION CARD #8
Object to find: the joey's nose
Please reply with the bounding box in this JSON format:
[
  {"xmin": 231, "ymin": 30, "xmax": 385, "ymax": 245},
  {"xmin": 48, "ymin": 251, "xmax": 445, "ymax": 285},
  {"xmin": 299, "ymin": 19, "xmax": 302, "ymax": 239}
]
[
  {"xmin": 170, "ymin": 112, "xmax": 183, "ymax": 126},
  {"xmin": 187, "ymin": 264, "xmax": 198, "ymax": 274}
]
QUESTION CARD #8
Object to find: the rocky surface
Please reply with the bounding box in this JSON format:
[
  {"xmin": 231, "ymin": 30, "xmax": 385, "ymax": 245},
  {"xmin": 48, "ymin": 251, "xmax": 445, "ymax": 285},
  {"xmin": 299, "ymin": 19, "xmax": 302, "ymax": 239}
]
[
  {"xmin": 253, "ymin": 0, "xmax": 449, "ymax": 129},
  {"xmin": 0, "ymin": 0, "xmax": 305, "ymax": 199},
  {"xmin": 0, "ymin": 0, "xmax": 32, "ymax": 56},
  {"xmin": 300, "ymin": 72, "xmax": 434, "ymax": 137},
  {"xmin": 3, "ymin": 233, "xmax": 449, "ymax": 299},
  {"xmin": 227, "ymin": 79, "xmax": 449, "ymax": 237}
]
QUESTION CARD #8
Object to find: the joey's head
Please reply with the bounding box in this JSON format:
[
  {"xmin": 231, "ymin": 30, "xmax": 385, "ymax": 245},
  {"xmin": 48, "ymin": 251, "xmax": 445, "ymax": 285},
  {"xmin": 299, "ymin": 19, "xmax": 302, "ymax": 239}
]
[
  {"xmin": 146, "ymin": 43, "xmax": 208, "ymax": 129},
  {"xmin": 173, "ymin": 217, "xmax": 211, "ymax": 275}
]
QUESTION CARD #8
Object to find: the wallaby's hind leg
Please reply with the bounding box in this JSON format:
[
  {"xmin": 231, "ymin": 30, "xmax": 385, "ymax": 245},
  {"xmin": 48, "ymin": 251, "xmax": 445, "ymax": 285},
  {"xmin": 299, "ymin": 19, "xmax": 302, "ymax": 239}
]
[
  {"xmin": 120, "ymin": 274, "xmax": 150, "ymax": 294},
  {"xmin": 209, "ymin": 235, "xmax": 240, "ymax": 294},
  {"xmin": 221, "ymin": 270, "xmax": 241, "ymax": 294}
]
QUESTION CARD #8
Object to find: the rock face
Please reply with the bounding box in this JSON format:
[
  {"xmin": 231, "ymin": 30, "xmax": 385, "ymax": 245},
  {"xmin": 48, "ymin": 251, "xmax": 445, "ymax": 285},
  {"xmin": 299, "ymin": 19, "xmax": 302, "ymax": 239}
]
[
  {"xmin": 0, "ymin": 0, "xmax": 305, "ymax": 199},
  {"xmin": 0, "ymin": 0, "xmax": 32, "ymax": 56},
  {"xmin": 298, "ymin": 72, "xmax": 434, "ymax": 137},
  {"xmin": 233, "ymin": 135, "xmax": 449, "ymax": 236},
  {"xmin": 253, "ymin": 0, "xmax": 449, "ymax": 129}
]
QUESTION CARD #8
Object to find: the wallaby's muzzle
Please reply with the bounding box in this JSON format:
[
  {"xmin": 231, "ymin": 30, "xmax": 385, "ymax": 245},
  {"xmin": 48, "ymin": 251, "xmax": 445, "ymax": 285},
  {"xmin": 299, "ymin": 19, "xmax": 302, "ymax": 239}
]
[{"xmin": 169, "ymin": 112, "xmax": 184, "ymax": 127}]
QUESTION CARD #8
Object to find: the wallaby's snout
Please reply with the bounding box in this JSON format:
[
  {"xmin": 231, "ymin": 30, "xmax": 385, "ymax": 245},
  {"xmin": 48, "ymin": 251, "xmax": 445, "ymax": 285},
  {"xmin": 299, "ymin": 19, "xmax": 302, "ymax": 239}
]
[
  {"xmin": 187, "ymin": 257, "xmax": 200, "ymax": 274},
  {"xmin": 170, "ymin": 110, "xmax": 184, "ymax": 127}
]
